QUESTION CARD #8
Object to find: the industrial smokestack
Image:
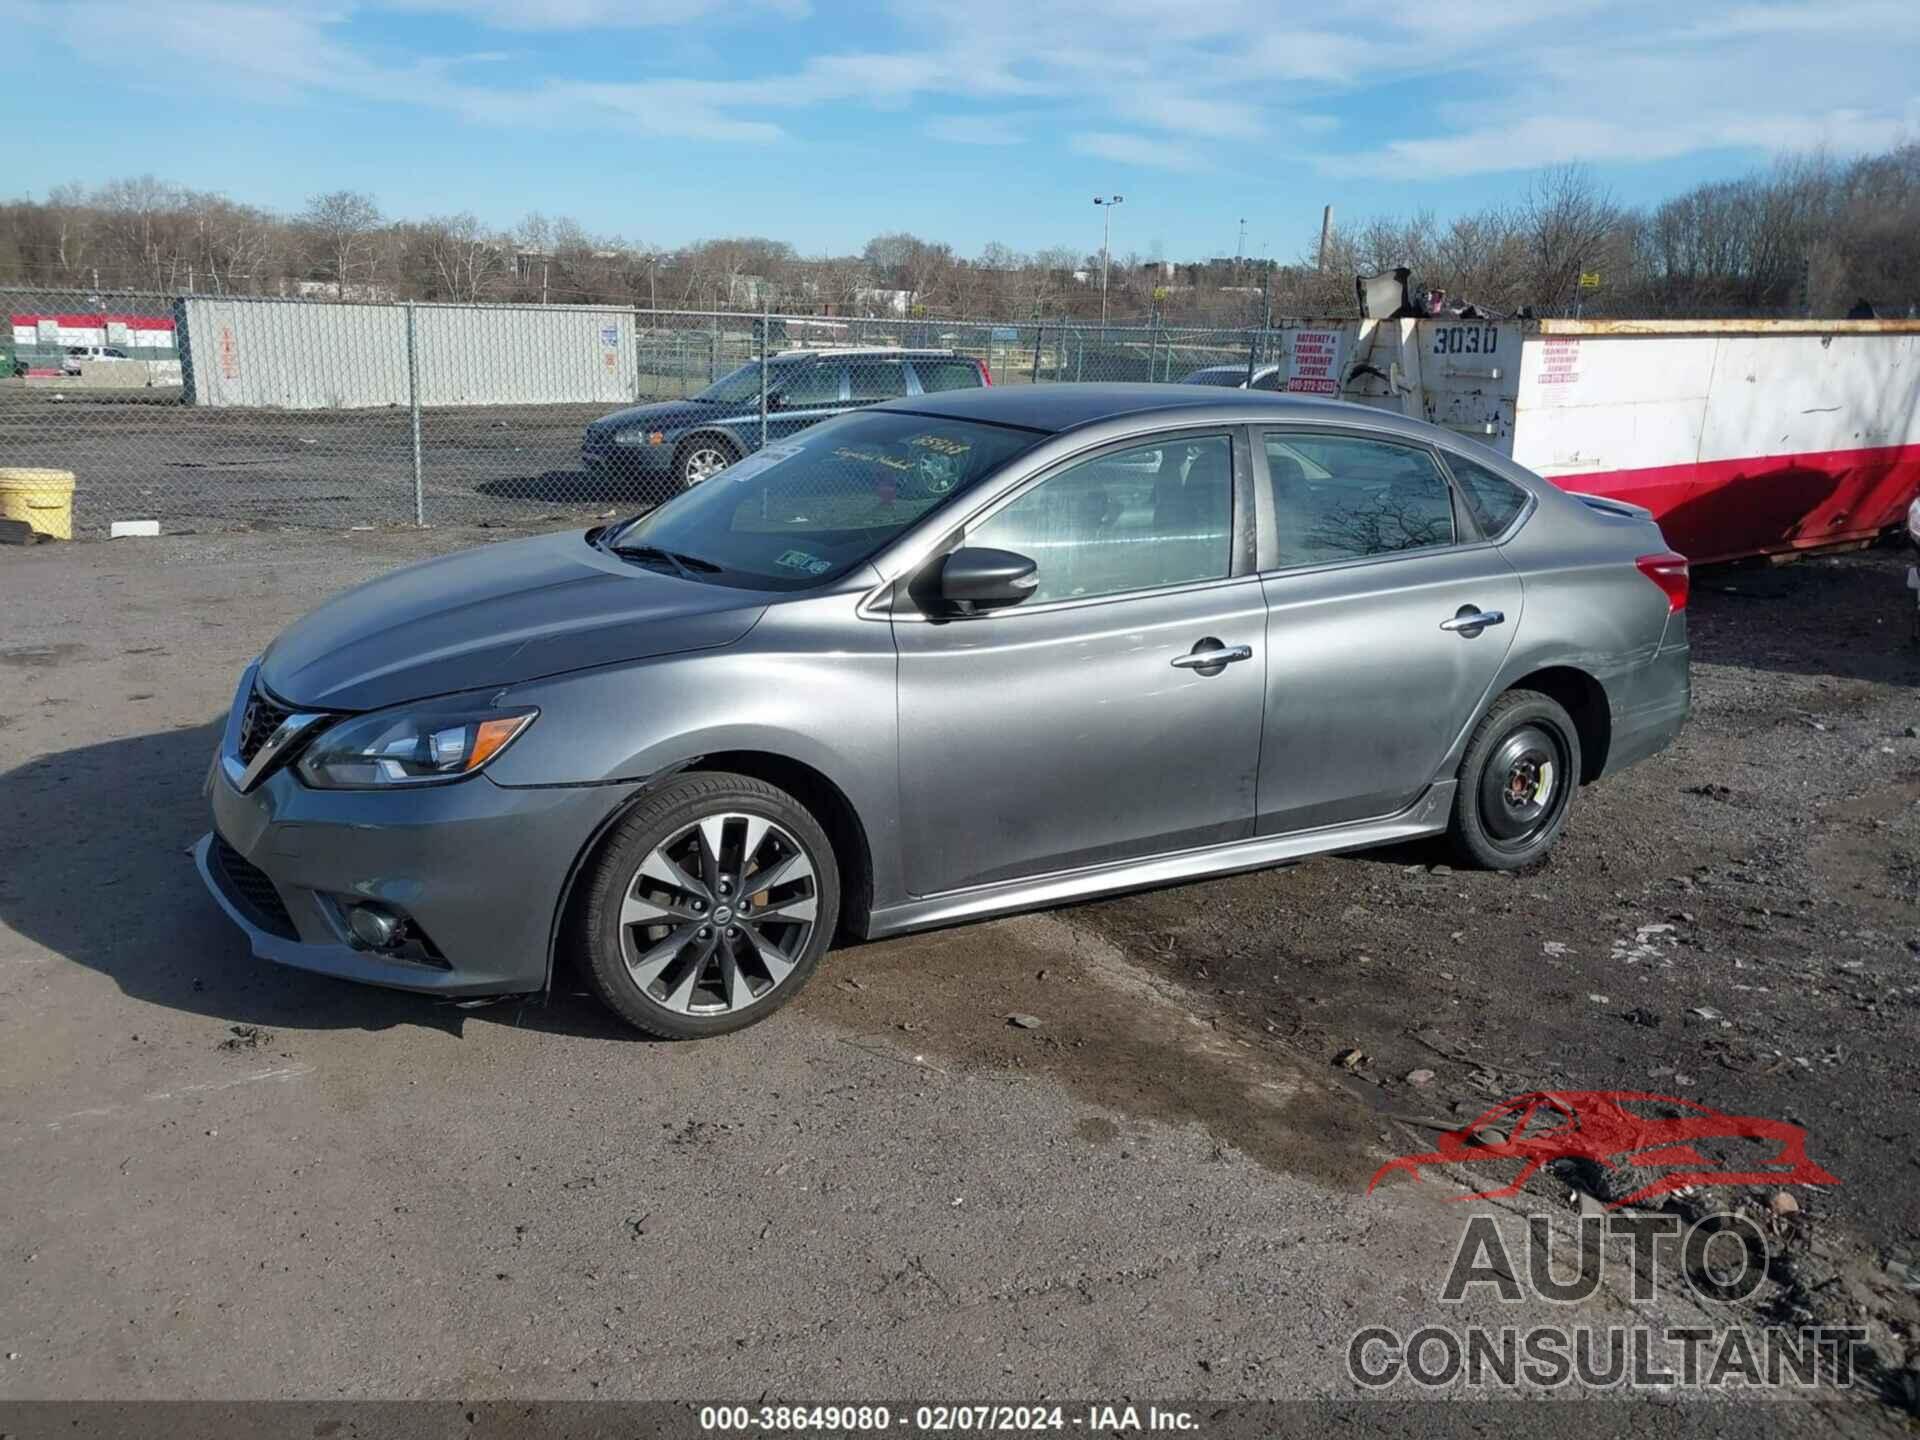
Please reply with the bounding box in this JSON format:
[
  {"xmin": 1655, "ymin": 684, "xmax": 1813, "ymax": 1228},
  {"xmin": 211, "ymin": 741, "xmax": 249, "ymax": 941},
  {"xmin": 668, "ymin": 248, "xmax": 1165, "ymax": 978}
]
[{"xmin": 1317, "ymin": 206, "xmax": 1334, "ymax": 272}]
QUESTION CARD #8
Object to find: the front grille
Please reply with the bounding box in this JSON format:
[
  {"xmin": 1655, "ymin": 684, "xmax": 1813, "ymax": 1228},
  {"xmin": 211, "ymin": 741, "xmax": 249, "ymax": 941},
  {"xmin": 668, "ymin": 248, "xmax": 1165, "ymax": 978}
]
[
  {"xmin": 236, "ymin": 685, "xmax": 295, "ymax": 766},
  {"xmin": 210, "ymin": 834, "xmax": 298, "ymax": 940}
]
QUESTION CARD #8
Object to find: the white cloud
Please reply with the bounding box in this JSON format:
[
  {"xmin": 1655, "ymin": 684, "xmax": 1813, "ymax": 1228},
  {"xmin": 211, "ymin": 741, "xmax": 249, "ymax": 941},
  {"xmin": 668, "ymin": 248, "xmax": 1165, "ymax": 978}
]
[
  {"xmin": 1120, "ymin": 95, "xmax": 1262, "ymax": 141},
  {"xmin": 15, "ymin": 0, "xmax": 1920, "ymax": 177},
  {"xmin": 1070, "ymin": 132, "xmax": 1208, "ymax": 172},
  {"xmin": 926, "ymin": 114, "xmax": 1026, "ymax": 146},
  {"xmin": 393, "ymin": 0, "xmax": 809, "ymax": 28},
  {"xmin": 1358, "ymin": 108, "xmax": 1920, "ymax": 180}
]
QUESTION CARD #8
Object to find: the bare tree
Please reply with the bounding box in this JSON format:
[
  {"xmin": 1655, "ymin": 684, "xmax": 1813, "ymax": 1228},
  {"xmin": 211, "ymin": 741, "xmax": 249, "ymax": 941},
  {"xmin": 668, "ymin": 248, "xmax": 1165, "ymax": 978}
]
[
  {"xmin": 94, "ymin": 175, "xmax": 195, "ymax": 290},
  {"xmin": 862, "ymin": 232, "xmax": 954, "ymax": 313},
  {"xmin": 1516, "ymin": 165, "xmax": 1622, "ymax": 315},
  {"xmin": 301, "ymin": 190, "xmax": 385, "ymax": 299},
  {"xmin": 6, "ymin": 144, "xmax": 1920, "ymax": 319},
  {"xmin": 414, "ymin": 212, "xmax": 502, "ymax": 302}
]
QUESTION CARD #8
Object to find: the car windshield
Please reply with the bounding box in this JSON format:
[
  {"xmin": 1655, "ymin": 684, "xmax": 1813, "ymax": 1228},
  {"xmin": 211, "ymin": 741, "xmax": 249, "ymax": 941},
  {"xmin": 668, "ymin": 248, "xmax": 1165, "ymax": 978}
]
[
  {"xmin": 1182, "ymin": 368, "xmax": 1245, "ymax": 387},
  {"xmin": 695, "ymin": 361, "xmax": 803, "ymax": 406},
  {"xmin": 605, "ymin": 410, "xmax": 1040, "ymax": 590}
]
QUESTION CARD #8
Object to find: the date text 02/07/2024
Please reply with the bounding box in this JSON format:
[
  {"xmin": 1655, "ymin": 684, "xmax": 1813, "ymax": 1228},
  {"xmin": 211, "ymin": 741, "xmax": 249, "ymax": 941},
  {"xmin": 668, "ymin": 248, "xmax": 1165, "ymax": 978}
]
[{"xmin": 696, "ymin": 1403, "xmax": 1200, "ymax": 1432}]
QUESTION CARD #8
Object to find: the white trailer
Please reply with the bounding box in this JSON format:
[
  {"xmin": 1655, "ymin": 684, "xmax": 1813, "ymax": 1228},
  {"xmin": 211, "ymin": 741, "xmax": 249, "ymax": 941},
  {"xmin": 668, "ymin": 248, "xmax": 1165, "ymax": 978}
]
[{"xmin": 176, "ymin": 297, "xmax": 641, "ymax": 412}]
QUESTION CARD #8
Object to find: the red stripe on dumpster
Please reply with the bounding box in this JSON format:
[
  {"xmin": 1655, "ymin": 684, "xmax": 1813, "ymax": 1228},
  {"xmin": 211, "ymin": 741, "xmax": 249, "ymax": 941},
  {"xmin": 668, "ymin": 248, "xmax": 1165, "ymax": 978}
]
[
  {"xmin": 1551, "ymin": 441, "xmax": 1920, "ymax": 564},
  {"xmin": 9, "ymin": 314, "xmax": 176, "ymax": 330}
]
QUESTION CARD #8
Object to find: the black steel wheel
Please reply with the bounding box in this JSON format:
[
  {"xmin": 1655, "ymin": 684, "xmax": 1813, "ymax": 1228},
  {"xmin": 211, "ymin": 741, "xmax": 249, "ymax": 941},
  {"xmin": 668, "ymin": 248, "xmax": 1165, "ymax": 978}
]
[{"xmin": 1448, "ymin": 690, "xmax": 1581, "ymax": 870}]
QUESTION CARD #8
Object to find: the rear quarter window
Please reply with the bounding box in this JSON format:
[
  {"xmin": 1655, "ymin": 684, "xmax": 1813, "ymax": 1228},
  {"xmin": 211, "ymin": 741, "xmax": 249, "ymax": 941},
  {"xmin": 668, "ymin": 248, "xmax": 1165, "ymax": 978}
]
[
  {"xmin": 913, "ymin": 359, "xmax": 984, "ymax": 392},
  {"xmin": 1446, "ymin": 454, "xmax": 1531, "ymax": 536}
]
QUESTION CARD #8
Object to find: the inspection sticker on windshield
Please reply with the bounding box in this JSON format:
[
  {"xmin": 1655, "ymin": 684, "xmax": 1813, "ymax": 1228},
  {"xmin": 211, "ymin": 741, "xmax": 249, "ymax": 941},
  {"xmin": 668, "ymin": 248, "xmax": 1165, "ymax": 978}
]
[
  {"xmin": 775, "ymin": 548, "xmax": 834, "ymax": 575},
  {"xmin": 724, "ymin": 442, "xmax": 805, "ymax": 483},
  {"xmin": 909, "ymin": 432, "xmax": 971, "ymax": 458}
]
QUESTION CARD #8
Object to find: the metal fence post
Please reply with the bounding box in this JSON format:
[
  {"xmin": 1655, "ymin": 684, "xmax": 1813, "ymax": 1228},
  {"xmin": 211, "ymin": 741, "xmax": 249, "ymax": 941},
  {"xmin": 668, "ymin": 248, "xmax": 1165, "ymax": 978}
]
[
  {"xmin": 631, "ymin": 308, "xmax": 643, "ymax": 402},
  {"xmin": 405, "ymin": 301, "xmax": 424, "ymax": 527},
  {"xmin": 758, "ymin": 297, "xmax": 770, "ymax": 448},
  {"xmin": 1245, "ymin": 330, "xmax": 1259, "ymax": 387},
  {"xmin": 1030, "ymin": 323, "xmax": 1044, "ymax": 385}
]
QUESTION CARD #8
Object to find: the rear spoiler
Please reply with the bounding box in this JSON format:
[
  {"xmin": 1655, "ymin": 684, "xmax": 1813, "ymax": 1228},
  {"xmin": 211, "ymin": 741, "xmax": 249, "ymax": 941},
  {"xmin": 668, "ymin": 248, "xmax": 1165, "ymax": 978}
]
[{"xmin": 1567, "ymin": 491, "xmax": 1655, "ymax": 522}]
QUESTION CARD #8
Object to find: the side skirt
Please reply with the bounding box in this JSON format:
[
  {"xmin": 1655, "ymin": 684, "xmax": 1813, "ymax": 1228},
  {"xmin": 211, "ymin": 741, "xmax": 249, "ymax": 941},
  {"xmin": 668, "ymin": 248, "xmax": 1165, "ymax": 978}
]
[{"xmin": 867, "ymin": 781, "xmax": 1456, "ymax": 940}]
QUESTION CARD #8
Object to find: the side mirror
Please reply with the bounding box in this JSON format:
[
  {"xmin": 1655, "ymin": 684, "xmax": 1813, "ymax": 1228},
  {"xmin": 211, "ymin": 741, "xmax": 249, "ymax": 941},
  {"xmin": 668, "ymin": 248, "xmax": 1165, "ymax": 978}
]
[{"xmin": 937, "ymin": 547, "xmax": 1039, "ymax": 610}]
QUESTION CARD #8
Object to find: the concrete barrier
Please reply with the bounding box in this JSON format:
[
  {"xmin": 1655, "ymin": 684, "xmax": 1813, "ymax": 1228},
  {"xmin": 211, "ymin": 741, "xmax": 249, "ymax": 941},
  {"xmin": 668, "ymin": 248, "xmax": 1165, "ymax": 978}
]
[{"xmin": 23, "ymin": 360, "xmax": 182, "ymax": 390}]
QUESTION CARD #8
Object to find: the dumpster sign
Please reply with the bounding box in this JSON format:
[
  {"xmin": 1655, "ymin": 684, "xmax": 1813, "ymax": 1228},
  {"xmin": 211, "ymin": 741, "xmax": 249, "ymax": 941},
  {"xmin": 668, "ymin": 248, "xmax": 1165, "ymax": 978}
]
[{"xmin": 1285, "ymin": 328, "xmax": 1346, "ymax": 394}]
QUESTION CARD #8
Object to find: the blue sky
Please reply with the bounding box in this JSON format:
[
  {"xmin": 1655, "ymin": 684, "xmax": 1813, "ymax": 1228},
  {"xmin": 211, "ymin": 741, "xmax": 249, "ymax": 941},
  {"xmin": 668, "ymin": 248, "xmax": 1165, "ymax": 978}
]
[{"xmin": 6, "ymin": 0, "xmax": 1919, "ymax": 262}]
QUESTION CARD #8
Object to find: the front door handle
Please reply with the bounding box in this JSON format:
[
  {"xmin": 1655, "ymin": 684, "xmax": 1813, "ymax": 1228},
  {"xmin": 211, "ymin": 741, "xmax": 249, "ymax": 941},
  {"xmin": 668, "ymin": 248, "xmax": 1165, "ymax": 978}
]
[
  {"xmin": 1439, "ymin": 608, "xmax": 1505, "ymax": 634},
  {"xmin": 1171, "ymin": 640, "xmax": 1254, "ymax": 673}
]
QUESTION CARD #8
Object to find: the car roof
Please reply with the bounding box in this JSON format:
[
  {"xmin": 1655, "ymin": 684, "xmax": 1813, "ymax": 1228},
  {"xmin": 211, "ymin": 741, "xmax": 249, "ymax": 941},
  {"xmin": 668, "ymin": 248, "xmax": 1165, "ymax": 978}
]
[
  {"xmin": 874, "ymin": 382, "xmax": 1437, "ymax": 440},
  {"xmin": 771, "ymin": 347, "xmax": 954, "ymax": 361}
]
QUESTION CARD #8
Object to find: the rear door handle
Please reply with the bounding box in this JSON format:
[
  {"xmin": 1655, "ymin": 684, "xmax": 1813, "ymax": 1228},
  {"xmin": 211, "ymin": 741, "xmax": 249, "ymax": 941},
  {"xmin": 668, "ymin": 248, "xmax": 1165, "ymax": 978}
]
[
  {"xmin": 1439, "ymin": 608, "xmax": 1505, "ymax": 634},
  {"xmin": 1171, "ymin": 642, "xmax": 1254, "ymax": 671}
]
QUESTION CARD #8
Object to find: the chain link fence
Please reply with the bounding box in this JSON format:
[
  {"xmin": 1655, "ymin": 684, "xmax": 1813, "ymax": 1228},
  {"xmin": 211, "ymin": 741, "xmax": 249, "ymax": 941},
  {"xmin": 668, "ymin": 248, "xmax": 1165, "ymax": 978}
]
[{"xmin": 1, "ymin": 285, "xmax": 1284, "ymax": 536}]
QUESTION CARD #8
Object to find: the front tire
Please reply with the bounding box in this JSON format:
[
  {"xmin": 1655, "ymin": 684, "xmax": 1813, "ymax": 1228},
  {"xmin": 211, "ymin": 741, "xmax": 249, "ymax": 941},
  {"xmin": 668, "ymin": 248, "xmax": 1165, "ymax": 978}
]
[
  {"xmin": 673, "ymin": 435, "xmax": 739, "ymax": 489},
  {"xmin": 1448, "ymin": 689, "xmax": 1581, "ymax": 870},
  {"xmin": 578, "ymin": 772, "xmax": 839, "ymax": 1039}
]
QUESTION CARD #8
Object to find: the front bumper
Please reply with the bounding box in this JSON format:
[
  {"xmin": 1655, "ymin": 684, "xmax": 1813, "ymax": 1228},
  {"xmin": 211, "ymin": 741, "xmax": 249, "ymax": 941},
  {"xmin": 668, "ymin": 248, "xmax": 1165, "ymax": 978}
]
[
  {"xmin": 198, "ymin": 749, "xmax": 639, "ymax": 996},
  {"xmin": 582, "ymin": 438, "xmax": 672, "ymax": 474}
]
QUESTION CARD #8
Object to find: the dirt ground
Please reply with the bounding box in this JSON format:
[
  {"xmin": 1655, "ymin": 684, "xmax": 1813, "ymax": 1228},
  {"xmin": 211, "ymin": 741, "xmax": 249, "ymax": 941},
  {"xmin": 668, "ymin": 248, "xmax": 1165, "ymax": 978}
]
[
  {"xmin": 0, "ymin": 525, "xmax": 1916, "ymax": 1429},
  {"xmin": 1083, "ymin": 547, "xmax": 1920, "ymax": 1245}
]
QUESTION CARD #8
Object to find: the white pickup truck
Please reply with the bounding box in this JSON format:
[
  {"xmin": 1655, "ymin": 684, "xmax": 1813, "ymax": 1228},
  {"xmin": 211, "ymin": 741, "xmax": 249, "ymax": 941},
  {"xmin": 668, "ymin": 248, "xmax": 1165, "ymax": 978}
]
[{"xmin": 61, "ymin": 346, "xmax": 134, "ymax": 375}]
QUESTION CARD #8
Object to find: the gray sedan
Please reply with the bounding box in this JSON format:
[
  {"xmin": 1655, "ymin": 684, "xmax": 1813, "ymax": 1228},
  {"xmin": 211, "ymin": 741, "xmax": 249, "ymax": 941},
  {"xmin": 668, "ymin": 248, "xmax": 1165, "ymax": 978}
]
[{"xmin": 198, "ymin": 385, "xmax": 1691, "ymax": 1038}]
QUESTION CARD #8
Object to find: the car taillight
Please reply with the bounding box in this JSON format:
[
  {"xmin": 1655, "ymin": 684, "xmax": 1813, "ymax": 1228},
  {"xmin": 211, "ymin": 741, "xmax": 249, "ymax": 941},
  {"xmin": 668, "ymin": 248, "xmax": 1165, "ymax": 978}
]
[
  {"xmin": 976, "ymin": 360, "xmax": 993, "ymax": 386},
  {"xmin": 1636, "ymin": 551, "xmax": 1689, "ymax": 612}
]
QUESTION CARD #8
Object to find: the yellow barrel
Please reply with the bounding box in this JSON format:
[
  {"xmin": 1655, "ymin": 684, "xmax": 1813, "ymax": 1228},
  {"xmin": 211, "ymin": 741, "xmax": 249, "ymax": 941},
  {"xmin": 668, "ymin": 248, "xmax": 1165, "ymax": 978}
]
[{"xmin": 0, "ymin": 467, "xmax": 76, "ymax": 541}]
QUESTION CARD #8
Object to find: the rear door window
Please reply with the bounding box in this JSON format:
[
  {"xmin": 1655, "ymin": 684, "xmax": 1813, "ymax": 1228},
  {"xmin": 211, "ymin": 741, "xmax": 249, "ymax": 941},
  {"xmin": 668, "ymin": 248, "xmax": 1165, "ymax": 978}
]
[
  {"xmin": 777, "ymin": 362, "xmax": 846, "ymax": 409},
  {"xmin": 1263, "ymin": 432, "xmax": 1456, "ymax": 568}
]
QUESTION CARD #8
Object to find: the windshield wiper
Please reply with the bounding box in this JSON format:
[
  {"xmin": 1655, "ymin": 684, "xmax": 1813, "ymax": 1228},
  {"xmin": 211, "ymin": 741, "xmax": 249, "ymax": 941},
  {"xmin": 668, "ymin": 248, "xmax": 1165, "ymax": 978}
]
[{"xmin": 610, "ymin": 544, "xmax": 723, "ymax": 579}]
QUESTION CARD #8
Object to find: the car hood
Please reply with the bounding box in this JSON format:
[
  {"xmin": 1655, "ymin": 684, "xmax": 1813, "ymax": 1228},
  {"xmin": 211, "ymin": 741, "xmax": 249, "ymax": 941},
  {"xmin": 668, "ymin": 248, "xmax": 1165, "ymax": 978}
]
[
  {"xmin": 259, "ymin": 530, "xmax": 769, "ymax": 711},
  {"xmin": 590, "ymin": 399, "xmax": 716, "ymax": 433}
]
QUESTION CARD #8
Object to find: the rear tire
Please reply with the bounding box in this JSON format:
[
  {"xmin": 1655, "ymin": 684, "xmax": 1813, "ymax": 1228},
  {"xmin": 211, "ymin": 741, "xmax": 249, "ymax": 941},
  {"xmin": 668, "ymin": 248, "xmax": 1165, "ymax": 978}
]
[
  {"xmin": 1448, "ymin": 689, "xmax": 1581, "ymax": 871},
  {"xmin": 579, "ymin": 772, "xmax": 839, "ymax": 1039}
]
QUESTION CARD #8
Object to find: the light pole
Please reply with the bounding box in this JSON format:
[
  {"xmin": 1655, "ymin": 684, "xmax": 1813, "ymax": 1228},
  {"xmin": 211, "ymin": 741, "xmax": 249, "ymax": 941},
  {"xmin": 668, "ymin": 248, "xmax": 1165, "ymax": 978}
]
[{"xmin": 1093, "ymin": 195, "xmax": 1124, "ymax": 328}]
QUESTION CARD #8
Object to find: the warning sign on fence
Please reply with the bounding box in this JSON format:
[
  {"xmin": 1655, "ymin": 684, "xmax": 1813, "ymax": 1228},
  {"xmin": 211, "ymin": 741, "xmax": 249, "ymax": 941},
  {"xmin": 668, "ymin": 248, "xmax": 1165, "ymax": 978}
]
[{"xmin": 1285, "ymin": 329, "xmax": 1346, "ymax": 395}]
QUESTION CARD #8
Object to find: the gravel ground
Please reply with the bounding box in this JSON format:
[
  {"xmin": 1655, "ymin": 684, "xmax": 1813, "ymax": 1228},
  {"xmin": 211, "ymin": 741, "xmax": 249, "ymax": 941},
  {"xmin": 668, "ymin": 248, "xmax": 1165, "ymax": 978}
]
[
  {"xmin": 0, "ymin": 525, "xmax": 1915, "ymax": 1429},
  {"xmin": 0, "ymin": 383, "xmax": 667, "ymax": 533}
]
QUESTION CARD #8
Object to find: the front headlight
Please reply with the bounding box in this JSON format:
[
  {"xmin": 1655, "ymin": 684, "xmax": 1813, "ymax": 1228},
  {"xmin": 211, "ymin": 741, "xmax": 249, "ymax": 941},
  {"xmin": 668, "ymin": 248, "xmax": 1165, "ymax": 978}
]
[{"xmin": 296, "ymin": 707, "xmax": 537, "ymax": 789}]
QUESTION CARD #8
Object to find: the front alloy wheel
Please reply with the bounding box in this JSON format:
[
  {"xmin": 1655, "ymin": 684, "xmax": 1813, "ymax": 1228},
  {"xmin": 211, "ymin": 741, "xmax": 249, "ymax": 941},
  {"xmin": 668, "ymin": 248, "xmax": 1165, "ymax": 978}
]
[
  {"xmin": 620, "ymin": 813, "xmax": 818, "ymax": 1016},
  {"xmin": 580, "ymin": 773, "xmax": 839, "ymax": 1038},
  {"xmin": 676, "ymin": 440, "xmax": 734, "ymax": 487}
]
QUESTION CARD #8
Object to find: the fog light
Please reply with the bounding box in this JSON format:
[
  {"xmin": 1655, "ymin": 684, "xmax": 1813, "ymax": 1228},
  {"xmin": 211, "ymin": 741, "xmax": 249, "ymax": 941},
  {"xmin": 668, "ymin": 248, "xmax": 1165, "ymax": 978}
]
[{"xmin": 347, "ymin": 903, "xmax": 403, "ymax": 950}]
